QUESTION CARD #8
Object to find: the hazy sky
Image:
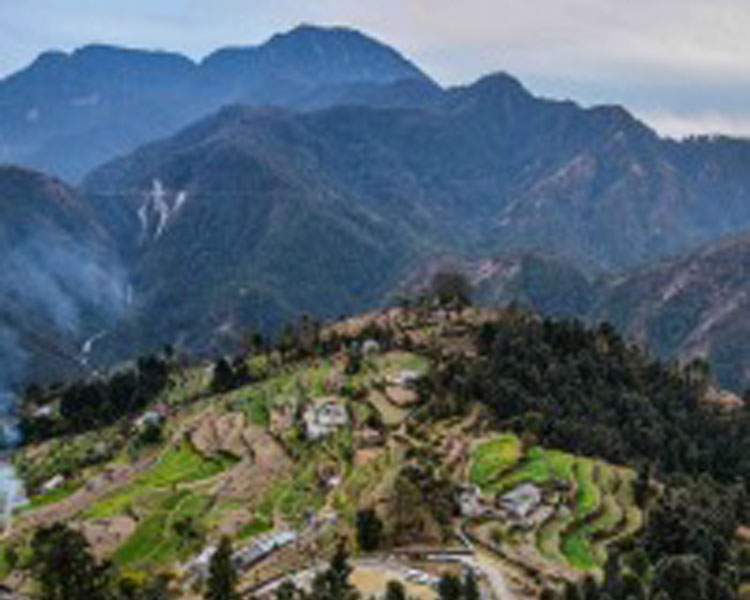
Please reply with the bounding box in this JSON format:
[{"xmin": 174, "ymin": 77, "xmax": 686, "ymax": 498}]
[{"xmin": 2, "ymin": 0, "xmax": 750, "ymax": 137}]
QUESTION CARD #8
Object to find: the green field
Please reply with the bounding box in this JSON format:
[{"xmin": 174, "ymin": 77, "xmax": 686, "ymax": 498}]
[
  {"xmin": 115, "ymin": 491, "xmax": 210, "ymax": 566},
  {"xmin": 85, "ymin": 441, "xmax": 236, "ymax": 520},
  {"xmin": 561, "ymin": 526, "xmax": 597, "ymax": 570},
  {"xmin": 537, "ymin": 509, "xmax": 572, "ymax": 564},
  {"xmin": 470, "ymin": 435, "xmax": 522, "ymax": 488},
  {"xmin": 574, "ymin": 461, "xmax": 600, "ymax": 519}
]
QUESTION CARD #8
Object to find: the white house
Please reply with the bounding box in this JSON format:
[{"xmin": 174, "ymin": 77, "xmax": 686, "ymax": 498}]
[
  {"xmin": 33, "ymin": 405, "xmax": 54, "ymax": 418},
  {"xmin": 362, "ymin": 339, "xmax": 381, "ymax": 356},
  {"xmin": 498, "ymin": 483, "xmax": 542, "ymax": 521},
  {"xmin": 135, "ymin": 410, "xmax": 164, "ymax": 431},
  {"xmin": 303, "ymin": 398, "xmax": 349, "ymax": 440},
  {"xmin": 41, "ymin": 474, "xmax": 65, "ymax": 494},
  {"xmin": 458, "ymin": 485, "xmax": 486, "ymax": 518},
  {"xmin": 388, "ymin": 369, "xmax": 420, "ymax": 387}
]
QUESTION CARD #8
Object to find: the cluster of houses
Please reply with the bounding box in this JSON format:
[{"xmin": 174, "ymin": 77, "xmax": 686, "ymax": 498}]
[
  {"xmin": 186, "ymin": 530, "xmax": 298, "ymax": 580},
  {"xmin": 459, "ymin": 483, "xmax": 545, "ymax": 524}
]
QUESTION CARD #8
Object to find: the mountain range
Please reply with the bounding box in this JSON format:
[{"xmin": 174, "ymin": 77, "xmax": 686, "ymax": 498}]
[
  {"xmin": 4, "ymin": 25, "xmax": 750, "ymax": 390},
  {"xmin": 0, "ymin": 25, "xmax": 431, "ymax": 182}
]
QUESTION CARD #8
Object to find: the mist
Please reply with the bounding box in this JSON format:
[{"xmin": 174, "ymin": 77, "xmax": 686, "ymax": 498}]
[
  {"xmin": 0, "ymin": 229, "xmax": 130, "ymax": 519},
  {"xmin": 0, "ymin": 233, "xmax": 128, "ymax": 336}
]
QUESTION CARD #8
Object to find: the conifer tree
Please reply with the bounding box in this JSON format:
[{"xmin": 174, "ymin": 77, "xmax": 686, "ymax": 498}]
[
  {"xmin": 29, "ymin": 522, "xmax": 113, "ymax": 600},
  {"xmin": 463, "ymin": 571, "xmax": 480, "ymax": 600},
  {"xmin": 205, "ymin": 536, "xmax": 237, "ymax": 600},
  {"xmin": 310, "ymin": 540, "xmax": 359, "ymax": 600},
  {"xmin": 384, "ymin": 581, "xmax": 406, "ymax": 600},
  {"xmin": 437, "ymin": 574, "xmax": 462, "ymax": 600}
]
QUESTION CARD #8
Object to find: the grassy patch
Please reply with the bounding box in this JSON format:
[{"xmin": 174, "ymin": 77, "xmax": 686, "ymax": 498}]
[
  {"xmin": 85, "ymin": 441, "xmax": 235, "ymax": 520},
  {"xmin": 139, "ymin": 441, "xmax": 235, "ymax": 488},
  {"xmin": 492, "ymin": 446, "xmax": 560, "ymax": 492},
  {"xmin": 470, "ymin": 435, "xmax": 522, "ymax": 488},
  {"xmin": 575, "ymin": 461, "xmax": 600, "ymax": 519},
  {"xmin": 242, "ymin": 395, "xmax": 271, "ymax": 427},
  {"xmin": 238, "ymin": 517, "xmax": 274, "ymax": 540},
  {"xmin": 537, "ymin": 510, "xmax": 572, "ymax": 563},
  {"xmin": 613, "ymin": 469, "xmax": 643, "ymax": 540},
  {"xmin": 27, "ymin": 482, "xmax": 82, "ymax": 510},
  {"xmin": 369, "ymin": 392, "xmax": 410, "ymax": 427},
  {"xmin": 547, "ymin": 450, "xmax": 576, "ymax": 481},
  {"xmin": 115, "ymin": 491, "xmax": 209, "ymax": 566},
  {"xmin": 561, "ymin": 526, "xmax": 597, "ymax": 570},
  {"xmin": 376, "ymin": 352, "xmax": 429, "ymax": 375},
  {"xmin": 591, "ymin": 491, "xmax": 622, "ymax": 533}
]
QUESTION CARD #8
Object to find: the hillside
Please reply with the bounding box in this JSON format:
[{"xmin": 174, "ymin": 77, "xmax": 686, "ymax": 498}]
[
  {"xmin": 3, "ymin": 309, "xmax": 637, "ymax": 597},
  {"xmin": 592, "ymin": 233, "xmax": 750, "ymax": 391},
  {"xmin": 81, "ymin": 105, "xmax": 422, "ymax": 364},
  {"xmin": 0, "ymin": 166, "xmax": 126, "ymax": 400},
  {"xmin": 78, "ymin": 73, "xmax": 750, "ymax": 373},
  {"xmin": 7, "ymin": 26, "xmax": 750, "ymax": 391},
  {"xmin": 0, "ymin": 25, "xmax": 432, "ymax": 181},
  {"xmin": 6, "ymin": 307, "xmax": 750, "ymax": 600}
]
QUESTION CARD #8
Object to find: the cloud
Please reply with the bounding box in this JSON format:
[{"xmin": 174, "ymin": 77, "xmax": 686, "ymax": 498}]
[{"xmin": 634, "ymin": 110, "xmax": 750, "ymax": 139}]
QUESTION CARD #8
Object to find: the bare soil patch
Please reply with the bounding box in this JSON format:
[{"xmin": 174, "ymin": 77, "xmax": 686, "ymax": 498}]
[{"xmin": 80, "ymin": 516, "xmax": 137, "ymax": 559}]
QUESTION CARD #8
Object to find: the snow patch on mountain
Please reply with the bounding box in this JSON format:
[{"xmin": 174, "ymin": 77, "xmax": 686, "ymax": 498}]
[{"xmin": 138, "ymin": 179, "xmax": 189, "ymax": 242}]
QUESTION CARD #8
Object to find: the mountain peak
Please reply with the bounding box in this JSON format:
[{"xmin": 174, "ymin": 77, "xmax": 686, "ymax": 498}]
[
  {"xmin": 473, "ymin": 71, "xmax": 531, "ymax": 95},
  {"xmin": 586, "ymin": 103, "xmax": 657, "ymax": 139},
  {"xmin": 256, "ymin": 23, "xmax": 431, "ymax": 86},
  {"xmin": 458, "ymin": 71, "xmax": 534, "ymax": 104},
  {"xmin": 274, "ymin": 23, "xmax": 369, "ymax": 39},
  {"xmin": 69, "ymin": 43, "xmax": 196, "ymax": 71},
  {"xmin": 446, "ymin": 71, "xmax": 534, "ymax": 113}
]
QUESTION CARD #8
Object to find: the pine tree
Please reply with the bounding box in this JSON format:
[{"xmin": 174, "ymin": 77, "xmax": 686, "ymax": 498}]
[
  {"xmin": 540, "ymin": 589, "xmax": 560, "ymax": 600},
  {"xmin": 463, "ymin": 571, "xmax": 480, "ymax": 600},
  {"xmin": 384, "ymin": 581, "xmax": 406, "ymax": 600},
  {"xmin": 277, "ymin": 580, "xmax": 302, "ymax": 600},
  {"xmin": 563, "ymin": 581, "xmax": 582, "ymax": 600},
  {"xmin": 437, "ymin": 574, "xmax": 462, "ymax": 600},
  {"xmin": 29, "ymin": 522, "xmax": 113, "ymax": 600},
  {"xmin": 310, "ymin": 540, "xmax": 359, "ymax": 600},
  {"xmin": 581, "ymin": 575, "xmax": 600, "ymax": 600},
  {"xmin": 603, "ymin": 549, "xmax": 623, "ymax": 599},
  {"xmin": 205, "ymin": 536, "xmax": 237, "ymax": 600},
  {"xmin": 356, "ymin": 509, "xmax": 384, "ymax": 552},
  {"xmin": 634, "ymin": 462, "xmax": 652, "ymax": 508},
  {"xmin": 211, "ymin": 358, "xmax": 235, "ymax": 393}
]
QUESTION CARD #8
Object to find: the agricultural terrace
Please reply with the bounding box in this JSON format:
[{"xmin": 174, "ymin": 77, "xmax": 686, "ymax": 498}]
[
  {"xmin": 6, "ymin": 346, "xmax": 431, "ymax": 576},
  {"xmin": 469, "ymin": 434, "xmax": 643, "ymax": 573}
]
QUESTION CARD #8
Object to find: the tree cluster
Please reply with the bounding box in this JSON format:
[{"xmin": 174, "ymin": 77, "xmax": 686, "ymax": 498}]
[
  {"xmin": 21, "ymin": 353, "xmax": 172, "ymax": 442},
  {"xmin": 423, "ymin": 313, "xmax": 750, "ymax": 599}
]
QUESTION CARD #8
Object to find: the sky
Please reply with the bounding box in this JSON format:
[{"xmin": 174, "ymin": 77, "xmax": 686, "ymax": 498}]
[{"xmin": 2, "ymin": 0, "xmax": 750, "ymax": 138}]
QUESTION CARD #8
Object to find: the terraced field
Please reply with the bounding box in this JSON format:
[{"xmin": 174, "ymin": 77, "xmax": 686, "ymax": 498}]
[
  {"xmin": 470, "ymin": 435, "xmax": 522, "ymax": 488},
  {"xmin": 80, "ymin": 441, "xmax": 238, "ymax": 566},
  {"xmin": 114, "ymin": 490, "xmax": 210, "ymax": 565},
  {"xmin": 468, "ymin": 434, "xmax": 643, "ymax": 573}
]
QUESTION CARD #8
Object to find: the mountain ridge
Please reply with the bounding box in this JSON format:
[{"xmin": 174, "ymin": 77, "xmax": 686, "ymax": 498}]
[
  {"xmin": 9, "ymin": 25, "xmax": 750, "ymax": 391},
  {"xmin": 74, "ymin": 68, "xmax": 750, "ymax": 382},
  {"xmin": 0, "ymin": 24, "xmax": 434, "ymax": 181}
]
